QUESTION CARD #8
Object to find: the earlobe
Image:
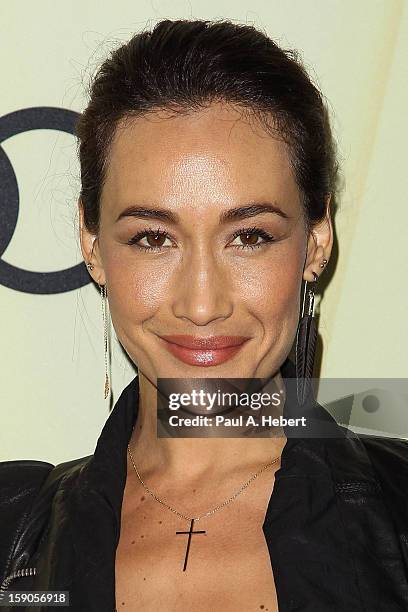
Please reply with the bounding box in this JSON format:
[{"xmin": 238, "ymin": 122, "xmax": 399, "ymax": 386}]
[{"xmin": 303, "ymin": 260, "xmax": 327, "ymax": 284}]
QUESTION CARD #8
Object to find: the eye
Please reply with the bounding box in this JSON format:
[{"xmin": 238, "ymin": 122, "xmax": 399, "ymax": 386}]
[
  {"xmin": 229, "ymin": 227, "xmax": 275, "ymax": 250},
  {"xmin": 127, "ymin": 228, "xmax": 174, "ymax": 251},
  {"xmin": 126, "ymin": 226, "xmax": 276, "ymax": 253}
]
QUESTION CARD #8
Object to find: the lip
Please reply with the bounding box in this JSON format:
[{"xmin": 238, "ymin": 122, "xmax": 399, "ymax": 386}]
[
  {"xmin": 160, "ymin": 335, "xmax": 249, "ymax": 349},
  {"xmin": 158, "ymin": 334, "xmax": 250, "ymax": 366}
]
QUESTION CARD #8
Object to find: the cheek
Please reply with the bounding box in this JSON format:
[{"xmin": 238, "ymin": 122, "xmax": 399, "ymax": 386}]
[
  {"xmin": 102, "ymin": 251, "xmax": 173, "ymax": 326},
  {"xmin": 236, "ymin": 245, "xmax": 304, "ymax": 325}
]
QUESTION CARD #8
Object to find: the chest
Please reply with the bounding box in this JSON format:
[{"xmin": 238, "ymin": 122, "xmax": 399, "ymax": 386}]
[{"xmin": 115, "ymin": 477, "xmax": 279, "ymax": 611}]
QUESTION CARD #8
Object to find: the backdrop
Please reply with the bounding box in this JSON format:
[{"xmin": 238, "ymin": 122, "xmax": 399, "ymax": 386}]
[{"xmin": 1, "ymin": 0, "xmax": 407, "ymax": 463}]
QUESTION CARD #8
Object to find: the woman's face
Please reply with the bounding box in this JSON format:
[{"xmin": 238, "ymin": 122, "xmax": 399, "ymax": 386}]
[{"xmin": 80, "ymin": 102, "xmax": 331, "ymax": 383}]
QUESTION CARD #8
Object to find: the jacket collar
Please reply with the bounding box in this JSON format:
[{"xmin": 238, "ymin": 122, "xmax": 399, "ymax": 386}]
[{"xmin": 31, "ymin": 358, "xmax": 407, "ymax": 611}]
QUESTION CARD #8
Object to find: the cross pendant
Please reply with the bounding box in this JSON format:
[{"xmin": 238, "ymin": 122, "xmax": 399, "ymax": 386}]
[{"xmin": 176, "ymin": 518, "xmax": 206, "ymax": 571}]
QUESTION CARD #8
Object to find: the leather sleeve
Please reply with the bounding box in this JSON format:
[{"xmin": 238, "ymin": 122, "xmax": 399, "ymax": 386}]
[
  {"xmin": 0, "ymin": 460, "xmax": 54, "ymax": 585},
  {"xmin": 359, "ymin": 435, "xmax": 408, "ymax": 573}
]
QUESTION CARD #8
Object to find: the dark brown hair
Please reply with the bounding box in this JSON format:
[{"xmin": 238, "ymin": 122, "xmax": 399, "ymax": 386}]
[{"xmin": 76, "ymin": 19, "xmax": 338, "ymax": 235}]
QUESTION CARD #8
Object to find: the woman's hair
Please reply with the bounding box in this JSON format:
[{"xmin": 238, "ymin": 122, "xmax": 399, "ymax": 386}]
[{"xmin": 76, "ymin": 19, "xmax": 338, "ymax": 235}]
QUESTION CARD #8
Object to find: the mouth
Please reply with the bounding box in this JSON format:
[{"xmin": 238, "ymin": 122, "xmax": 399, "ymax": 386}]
[{"xmin": 158, "ymin": 334, "xmax": 251, "ymax": 367}]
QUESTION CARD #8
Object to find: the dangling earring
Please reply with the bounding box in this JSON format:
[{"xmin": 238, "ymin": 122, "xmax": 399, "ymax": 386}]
[
  {"xmin": 295, "ymin": 259, "xmax": 327, "ymax": 406},
  {"xmin": 99, "ymin": 283, "xmax": 111, "ymax": 400}
]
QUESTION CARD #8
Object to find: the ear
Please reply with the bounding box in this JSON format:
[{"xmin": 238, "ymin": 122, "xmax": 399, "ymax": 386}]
[
  {"xmin": 78, "ymin": 199, "xmax": 106, "ymax": 286},
  {"xmin": 303, "ymin": 194, "xmax": 333, "ymax": 282}
]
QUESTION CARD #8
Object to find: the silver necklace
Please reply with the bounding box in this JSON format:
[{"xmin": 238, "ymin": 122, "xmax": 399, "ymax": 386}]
[{"xmin": 127, "ymin": 442, "xmax": 281, "ymax": 571}]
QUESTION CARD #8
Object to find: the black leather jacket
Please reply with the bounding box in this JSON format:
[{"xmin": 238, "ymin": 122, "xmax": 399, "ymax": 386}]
[{"xmin": 2, "ymin": 358, "xmax": 408, "ymax": 611}]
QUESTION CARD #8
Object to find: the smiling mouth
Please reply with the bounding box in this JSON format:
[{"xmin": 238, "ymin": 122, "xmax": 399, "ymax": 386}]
[{"xmin": 158, "ymin": 335, "xmax": 250, "ymax": 366}]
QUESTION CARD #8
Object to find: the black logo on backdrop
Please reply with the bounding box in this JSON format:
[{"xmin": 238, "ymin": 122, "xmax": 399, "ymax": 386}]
[{"xmin": 0, "ymin": 106, "xmax": 90, "ymax": 294}]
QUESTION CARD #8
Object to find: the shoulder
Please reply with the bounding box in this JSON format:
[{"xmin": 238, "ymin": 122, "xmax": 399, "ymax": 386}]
[
  {"xmin": 0, "ymin": 455, "xmax": 93, "ymax": 494},
  {"xmin": 326, "ymin": 426, "xmax": 408, "ymax": 500},
  {"xmin": 0, "ymin": 456, "xmax": 91, "ymax": 579},
  {"xmin": 358, "ymin": 433, "xmax": 408, "ymax": 486},
  {"xmin": 358, "ymin": 433, "xmax": 408, "ymax": 467},
  {"xmin": 0, "ymin": 459, "xmax": 55, "ymax": 518},
  {"xmin": 355, "ymin": 433, "xmax": 408, "ymax": 527},
  {"xmin": 0, "ymin": 455, "xmax": 93, "ymax": 511}
]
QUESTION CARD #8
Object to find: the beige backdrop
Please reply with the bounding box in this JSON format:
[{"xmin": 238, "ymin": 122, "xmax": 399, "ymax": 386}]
[{"xmin": 1, "ymin": 0, "xmax": 407, "ymax": 463}]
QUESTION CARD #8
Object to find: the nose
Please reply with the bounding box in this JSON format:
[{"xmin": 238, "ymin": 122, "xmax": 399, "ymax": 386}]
[{"xmin": 171, "ymin": 246, "xmax": 233, "ymax": 326}]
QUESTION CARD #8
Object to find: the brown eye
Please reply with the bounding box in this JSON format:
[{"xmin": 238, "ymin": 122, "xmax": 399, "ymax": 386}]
[
  {"xmin": 230, "ymin": 227, "xmax": 275, "ymax": 250},
  {"xmin": 146, "ymin": 232, "xmax": 166, "ymax": 247},
  {"xmin": 127, "ymin": 229, "xmax": 173, "ymax": 250},
  {"xmin": 240, "ymin": 232, "xmax": 260, "ymax": 246}
]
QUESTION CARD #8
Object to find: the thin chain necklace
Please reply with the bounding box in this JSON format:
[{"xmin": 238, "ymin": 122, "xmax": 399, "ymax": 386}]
[{"xmin": 127, "ymin": 441, "xmax": 281, "ymax": 571}]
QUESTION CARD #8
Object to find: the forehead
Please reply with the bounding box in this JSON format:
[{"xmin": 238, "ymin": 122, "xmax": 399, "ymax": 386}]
[{"xmin": 101, "ymin": 102, "xmax": 301, "ymax": 216}]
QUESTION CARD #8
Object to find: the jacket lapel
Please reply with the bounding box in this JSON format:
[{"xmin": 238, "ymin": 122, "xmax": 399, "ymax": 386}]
[{"xmin": 264, "ymin": 359, "xmax": 408, "ymax": 610}]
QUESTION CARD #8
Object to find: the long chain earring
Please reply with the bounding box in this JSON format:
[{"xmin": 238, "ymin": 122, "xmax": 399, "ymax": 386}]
[
  {"xmin": 295, "ymin": 259, "xmax": 327, "ymax": 406},
  {"xmin": 100, "ymin": 283, "xmax": 111, "ymax": 400}
]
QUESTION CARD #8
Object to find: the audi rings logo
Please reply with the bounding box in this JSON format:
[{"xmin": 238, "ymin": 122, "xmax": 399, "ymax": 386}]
[{"xmin": 0, "ymin": 106, "xmax": 90, "ymax": 294}]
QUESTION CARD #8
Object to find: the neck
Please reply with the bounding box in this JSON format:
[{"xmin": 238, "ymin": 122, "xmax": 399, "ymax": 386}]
[{"xmin": 128, "ymin": 369, "xmax": 288, "ymax": 482}]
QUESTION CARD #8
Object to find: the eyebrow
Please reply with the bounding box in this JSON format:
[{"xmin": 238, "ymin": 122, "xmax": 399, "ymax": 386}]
[{"xmin": 115, "ymin": 202, "xmax": 290, "ymax": 224}]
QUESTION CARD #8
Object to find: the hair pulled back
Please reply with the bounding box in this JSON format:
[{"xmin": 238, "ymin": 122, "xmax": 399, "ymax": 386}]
[{"xmin": 76, "ymin": 19, "xmax": 338, "ymax": 235}]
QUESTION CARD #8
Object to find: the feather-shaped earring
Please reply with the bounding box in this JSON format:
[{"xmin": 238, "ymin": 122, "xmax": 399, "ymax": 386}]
[{"xmin": 295, "ymin": 272, "xmax": 318, "ymax": 406}]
